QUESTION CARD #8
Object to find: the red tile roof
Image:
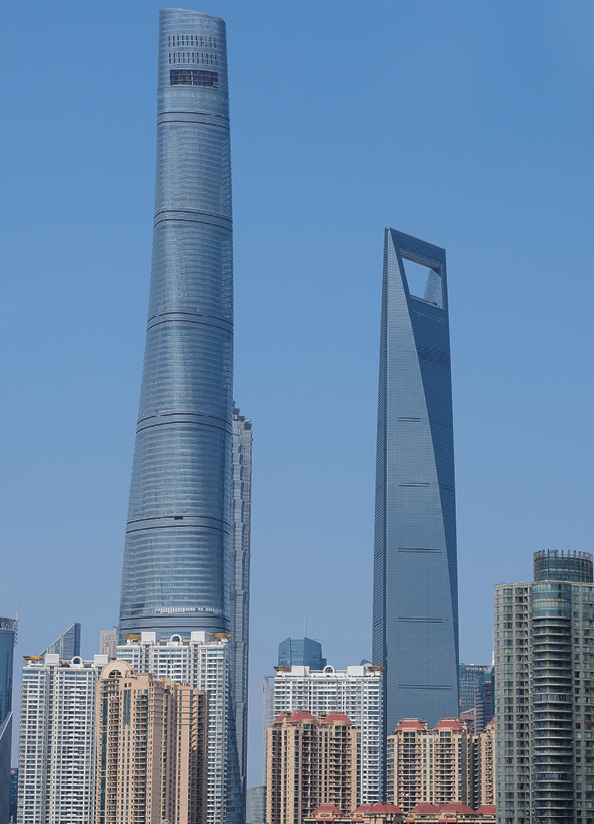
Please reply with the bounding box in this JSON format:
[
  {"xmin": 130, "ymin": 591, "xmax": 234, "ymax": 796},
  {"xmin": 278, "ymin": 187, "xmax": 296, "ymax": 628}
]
[
  {"xmin": 370, "ymin": 803, "xmax": 404, "ymax": 814},
  {"xmin": 486, "ymin": 718, "xmax": 495, "ymax": 728},
  {"xmin": 311, "ymin": 804, "xmax": 344, "ymax": 816},
  {"xmin": 439, "ymin": 803, "xmax": 475, "ymax": 814},
  {"xmin": 395, "ymin": 719, "xmax": 425, "ymax": 730},
  {"xmin": 409, "ymin": 804, "xmax": 441, "ymax": 814},
  {"xmin": 433, "ymin": 718, "xmax": 463, "ymax": 731},
  {"xmin": 320, "ymin": 712, "xmax": 352, "ymax": 725},
  {"xmin": 475, "ymin": 806, "xmax": 496, "ymax": 815},
  {"xmin": 351, "ymin": 805, "xmax": 374, "ymax": 815}
]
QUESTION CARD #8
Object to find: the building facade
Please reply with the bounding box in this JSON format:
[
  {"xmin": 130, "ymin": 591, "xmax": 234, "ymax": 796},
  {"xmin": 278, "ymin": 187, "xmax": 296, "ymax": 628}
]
[
  {"xmin": 117, "ymin": 631, "xmax": 231, "ymax": 824},
  {"xmin": 266, "ymin": 711, "xmax": 357, "ymax": 824},
  {"xmin": 94, "ymin": 659, "xmax": 208, "ymax": 824},
  {"xmin": 99, "ymin": 629, "xmax": 118, "ymax": 660},
  {"xmin": 494, "ymin": 549, "xmax": 594, "ymax": 824},
  {"xmin": 229, "ymin": 405, "xmax": 253, "ymax": 813},
  {"xmin": 387, "ymin": 719, "xmax": 473, "ymax": 812},
  {"xmin": 17, "ymin": 652, "xmax": 108, "ymax": 824},
  {"xmin": 0, "ymin": 616, "xmax": 17, "ymax": 726},
  {"xmin": 118, "ymin": 7, "xmax": 234, "ymax": 643},
  {"xmin": 469, "ymin": 719, "xmax": 494, "ymax": 810},
  {"xmin": 273, "ymin": 664, "xmax": 383, "ymax": 804},
  {"xmin": 460, "ymin": 665, "xmax": 491, "ymax": 715},
  {"xmin": 373, "ymin": 228, "xmax": 459, "ymax": 736},
  {"xmin": 246, "ymin": 786, "xmax": 266, "ymax": 824}
]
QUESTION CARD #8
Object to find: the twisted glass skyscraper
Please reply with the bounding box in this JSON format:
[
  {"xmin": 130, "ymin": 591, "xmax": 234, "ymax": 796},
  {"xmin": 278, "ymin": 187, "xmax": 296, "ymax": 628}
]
[
  {"xmin": 119, "ymin": 9, "xmax": 233, "ymax": 640},
  {"xmin": 373, "ymin": 228, "xmax": 459, "ymax": 735}
]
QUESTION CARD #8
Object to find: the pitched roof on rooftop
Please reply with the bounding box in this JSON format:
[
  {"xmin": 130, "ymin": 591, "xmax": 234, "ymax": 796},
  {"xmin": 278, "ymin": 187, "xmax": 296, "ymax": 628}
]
[
  {"xmin": 395, "ymin": 719, "xmax": 425, "ymax": 730},
  {"xmin": 434, "ymin": 718, "xmax": 463, "ymax": 730}
]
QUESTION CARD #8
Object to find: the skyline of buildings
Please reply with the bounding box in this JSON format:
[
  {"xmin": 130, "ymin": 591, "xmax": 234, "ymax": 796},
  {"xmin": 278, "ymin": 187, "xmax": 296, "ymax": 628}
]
[{"xmin": 372, "ymin": 228, "xmax": 460, "ymax": 736}]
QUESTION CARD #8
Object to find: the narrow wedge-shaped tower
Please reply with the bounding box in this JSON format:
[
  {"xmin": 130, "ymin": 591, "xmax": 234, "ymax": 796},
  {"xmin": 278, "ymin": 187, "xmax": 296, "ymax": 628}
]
[
  {"xmin": 373, "ymin": 228, "xmax": 459, "ymax": 737},
  {"xmin": 119, "ymin": 10, "xmax": 233, "ymax": 641}
]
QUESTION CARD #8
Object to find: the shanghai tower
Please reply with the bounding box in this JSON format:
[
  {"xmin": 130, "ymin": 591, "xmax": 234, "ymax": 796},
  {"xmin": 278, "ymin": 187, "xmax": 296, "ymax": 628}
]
[
  {"xmin": 373, "ymin": 228, "xmax": 459, "ymax": 735},
  {"xmin": 119, "ymin": 9, "xmax": 234, "ymax": 641}
]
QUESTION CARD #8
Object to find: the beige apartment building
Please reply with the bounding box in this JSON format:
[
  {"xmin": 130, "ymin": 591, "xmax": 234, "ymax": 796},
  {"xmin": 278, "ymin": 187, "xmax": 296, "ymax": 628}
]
[
  {"xmin": 266, "ymin": 710, "xmax": 358, "ymax": 824},
  {"xmin": 387, "ymin": 718, "xmax": 494, "ymax": 813},
  {"xmin": 94, "ymin": 659, "xmax": 208, "ymax": 824}
]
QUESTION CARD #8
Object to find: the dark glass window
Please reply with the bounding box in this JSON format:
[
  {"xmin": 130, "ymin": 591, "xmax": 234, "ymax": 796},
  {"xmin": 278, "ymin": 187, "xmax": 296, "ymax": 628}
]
[{"xmin": 170, "ymin": 69, "xmax": 219, "ymax": 87}]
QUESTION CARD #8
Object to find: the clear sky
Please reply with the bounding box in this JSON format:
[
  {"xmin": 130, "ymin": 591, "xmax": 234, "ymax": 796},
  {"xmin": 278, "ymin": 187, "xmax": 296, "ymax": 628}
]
[{"xmin": 1, "ymin": 0, "xmax": 593, "ymax": 786}]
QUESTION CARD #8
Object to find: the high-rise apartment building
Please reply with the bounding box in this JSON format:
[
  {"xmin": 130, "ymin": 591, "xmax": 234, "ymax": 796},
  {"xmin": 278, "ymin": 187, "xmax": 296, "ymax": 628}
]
[
  {"xmin": 273, "ymin": 663, "xmax": 383, "ymax": 804},
  {"xmin": 94, "ymin": 659, "xmax": 208, "ymax": 824},
  {"xmin": 372, "ymin": 228, "xmax": 459, "ymax": 734},
  {"xmin": 229, "ymin": 405, "xmax": 252, "ymax": 809},
  {"xmin": 494, "ymin": 549, "xmax": 594, "ymax": 824},
  {"xmin": 278, "ymin": 637, "xmax": 326, "ymax": 669},
  {"xmin": 266, "ymin": 711, "xmax": 358, "ymax": 824},
  {"xmin": 117, "ymin": 631, "xmax": 231, "ymax": 824},
  {"xmin": 118, "ymin": 7, "xmax": 234, "ymax": 643},
  {"xmin": 117, "ymin": 10, "xmax": 246, "ymax": 820},
  {"xmin": 17, "ymin": 652, "xmax": 108, "ymax": 824},
  {"xmin": 41, "ymin": 622, "xmax": 81, "ymax": 658},
  {"xmin": 387, "ymin": 718, "xmax": 473, "ymax": 811},
  {"xmin": 469, "ymin": 719, "xmax": 494, "ymax": 810}
]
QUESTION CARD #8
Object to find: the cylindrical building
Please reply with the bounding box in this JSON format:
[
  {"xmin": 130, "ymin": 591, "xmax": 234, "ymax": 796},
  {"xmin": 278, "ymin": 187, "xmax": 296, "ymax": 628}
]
[
  {"xmin": 119, "ymin": 9, "xmax": 233, "ymax": 639},
  {"xmin": 533, "ymin": 549, "xmax": 593, "ymax": 583}
]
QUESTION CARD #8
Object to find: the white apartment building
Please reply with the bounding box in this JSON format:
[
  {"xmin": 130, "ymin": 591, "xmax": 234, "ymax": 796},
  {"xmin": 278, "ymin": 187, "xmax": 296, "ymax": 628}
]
[
  {"xmin": 273, "ymin": 663, "xmax": 383, "ymax": 804},
  {"xmin": 117, "ymin": 631, "xmax": 230, "ymax": 824},
  {"xmin": 17, "ymin": 652, "xmax": 108, "ymax": 824}
]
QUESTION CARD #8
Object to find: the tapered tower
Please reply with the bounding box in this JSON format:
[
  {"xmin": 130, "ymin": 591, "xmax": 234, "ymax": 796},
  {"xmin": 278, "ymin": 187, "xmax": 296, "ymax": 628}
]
[
  {"xmin": 119, "ymin": 9, "xmax": 233, "ymax": 640},
  {"xmin": 373, "ymin": 228, "xmax": 459, "ymax": 736}
]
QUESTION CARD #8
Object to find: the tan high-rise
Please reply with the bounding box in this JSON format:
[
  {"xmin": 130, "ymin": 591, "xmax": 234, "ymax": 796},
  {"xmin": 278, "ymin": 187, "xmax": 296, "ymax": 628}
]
[
  {"xmin": 94, "ymin": 660, "xmax": 208, "ymax": 824},
  {"xmin": 470, "ymin": 718, "xmax": 494, "ymax": 809},
  {"xmin": 266, "ymin": 711, "xmax": 357, "ymax": 824}
]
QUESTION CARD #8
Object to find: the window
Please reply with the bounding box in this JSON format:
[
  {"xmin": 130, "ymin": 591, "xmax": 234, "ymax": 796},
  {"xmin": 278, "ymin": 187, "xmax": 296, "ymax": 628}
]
[{"xmin": 170, "ymin": 69, "xmax": 219, "ymax": 87}]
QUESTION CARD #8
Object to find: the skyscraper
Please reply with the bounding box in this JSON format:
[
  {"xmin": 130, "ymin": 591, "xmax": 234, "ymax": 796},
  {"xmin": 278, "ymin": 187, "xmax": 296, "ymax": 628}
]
[
  {"xmin": 229, "ymin": 405, "xmax": 252, "ymax": 808},
  {"xmin": 373, "ymin": 228, "xmax": 459, "ymax": 734},
  {"xmin": 494, "ymin": 549, "xmax": 594, "ymax": 824},
  {"xmin": 119, "ymin": 8, "xmax": 234, "ymax": 642},
  {"xmin": 0, "ymin": 615, "xmax": 17, "ymax": 727},
  {"xmin": 117, "ymin": 11, "xmax": 245, "ymax": 820}
]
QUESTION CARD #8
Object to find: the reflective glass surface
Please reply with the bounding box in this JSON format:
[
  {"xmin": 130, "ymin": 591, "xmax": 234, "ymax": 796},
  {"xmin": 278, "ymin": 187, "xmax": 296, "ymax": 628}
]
[
  {"xmin": 119, "ymin": 10, "xmax": 233, "ymax": 639},
  {"xmin": 373, "ymin": 229, "xmax": 460, "ymax": 736}
]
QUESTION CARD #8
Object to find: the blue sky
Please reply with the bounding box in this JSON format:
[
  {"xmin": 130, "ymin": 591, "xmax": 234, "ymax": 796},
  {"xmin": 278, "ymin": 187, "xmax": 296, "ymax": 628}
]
[{"xmin": 1, "ymin": 0, "xmax": 593, "ymax": 784}]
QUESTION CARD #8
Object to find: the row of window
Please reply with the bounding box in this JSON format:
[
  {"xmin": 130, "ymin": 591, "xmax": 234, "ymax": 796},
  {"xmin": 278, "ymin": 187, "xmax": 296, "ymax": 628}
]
[
  {"xmin": 168, "ymin": 34, "xmax": 217, "ymax": 49},
  {"xmin": 169, "ymin": 52, "xmax": 218, "ymax": 66}
]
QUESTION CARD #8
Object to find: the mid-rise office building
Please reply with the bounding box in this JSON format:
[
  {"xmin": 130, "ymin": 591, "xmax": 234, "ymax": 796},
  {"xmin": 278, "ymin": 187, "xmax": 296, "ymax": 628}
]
[
  {"xmin": 273, "ymin": 663, "xmax": 383, "ymax": 804},
  {"xmin": 94, "ymin": 659, "xmax": 208, "ymax": 824},
  {"xmin": 373, "ymin": 229, "xmax": 459, "ymax": 738},
  {"xmin": 475, "ymin": 666, "xmax": 494, "ymax": 735},
  {"xmin": 117, "ymin": 631, "xmax": 230, "ymax": 824},
  {"xmin": 41, "ymin": 622, "xmax": 81, "ymax": 658},
  {"xmin": 278, "ymin": 637, "xmax": 326, "ymax": 670},
  {"xmin": 494, "ymin": 549, "xmax": 594, "ymax": 824},
  {"xmin": 266, "ymin": 711, "xmax": 357, "ymax": 824},
  {"xmin": 246, "ymin": 786, "xmax": 266, "ymax": 824},
  {"xmin": 17, "ymin": 651, "xmax": 107, "ymax": 824}
]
